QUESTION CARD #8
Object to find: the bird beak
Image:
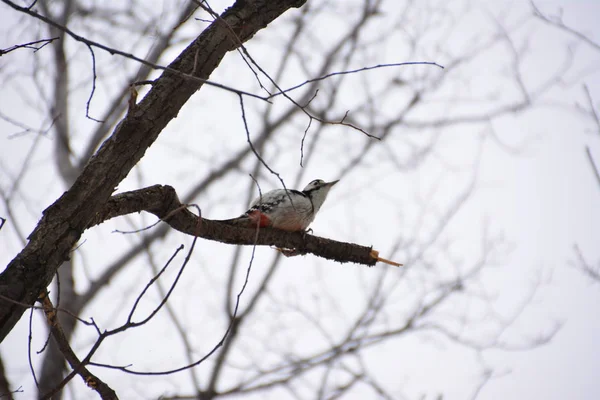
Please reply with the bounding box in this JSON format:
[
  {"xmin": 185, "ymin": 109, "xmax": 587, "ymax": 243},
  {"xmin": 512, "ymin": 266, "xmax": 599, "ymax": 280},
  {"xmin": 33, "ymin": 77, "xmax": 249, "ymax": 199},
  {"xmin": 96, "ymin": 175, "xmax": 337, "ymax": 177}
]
[{"xmin": 327, "ymin": 180, "xmax": 339, "ymax": 187}]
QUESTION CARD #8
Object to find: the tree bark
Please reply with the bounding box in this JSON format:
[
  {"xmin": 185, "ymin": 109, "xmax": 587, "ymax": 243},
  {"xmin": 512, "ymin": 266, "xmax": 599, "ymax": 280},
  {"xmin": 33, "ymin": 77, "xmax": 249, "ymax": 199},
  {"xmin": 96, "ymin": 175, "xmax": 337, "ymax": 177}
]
[
  {"xmin": 0, "ymin": 0, "xmax": 307, "ymax": 343},
  {"xmin": 87, "ymin": 185, "xmax": 378, "ymax": 265}
]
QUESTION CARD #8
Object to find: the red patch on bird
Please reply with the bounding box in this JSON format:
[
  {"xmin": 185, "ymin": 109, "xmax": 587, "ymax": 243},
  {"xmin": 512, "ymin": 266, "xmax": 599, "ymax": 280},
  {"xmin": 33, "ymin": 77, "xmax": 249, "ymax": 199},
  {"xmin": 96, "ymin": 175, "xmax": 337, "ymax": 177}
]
[{"xmin": 247, "ymin": 210, "xmax": 271, "ymax": 227}]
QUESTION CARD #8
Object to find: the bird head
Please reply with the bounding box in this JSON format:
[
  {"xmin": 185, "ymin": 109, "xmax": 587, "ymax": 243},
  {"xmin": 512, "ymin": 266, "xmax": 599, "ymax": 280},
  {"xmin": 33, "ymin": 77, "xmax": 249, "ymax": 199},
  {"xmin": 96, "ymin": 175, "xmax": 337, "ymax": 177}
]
[{"xmin": 302, "ymin": 179, "xmax": 339, "ymax": 211}]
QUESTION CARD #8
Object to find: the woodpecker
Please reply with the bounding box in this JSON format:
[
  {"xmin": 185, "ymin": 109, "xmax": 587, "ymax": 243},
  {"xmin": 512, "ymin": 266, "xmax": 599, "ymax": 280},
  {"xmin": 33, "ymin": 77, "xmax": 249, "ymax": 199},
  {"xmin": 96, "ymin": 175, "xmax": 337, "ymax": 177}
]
[{"xmin": 219, "ymin": 179, "xmax": 339, "ymax": 231}]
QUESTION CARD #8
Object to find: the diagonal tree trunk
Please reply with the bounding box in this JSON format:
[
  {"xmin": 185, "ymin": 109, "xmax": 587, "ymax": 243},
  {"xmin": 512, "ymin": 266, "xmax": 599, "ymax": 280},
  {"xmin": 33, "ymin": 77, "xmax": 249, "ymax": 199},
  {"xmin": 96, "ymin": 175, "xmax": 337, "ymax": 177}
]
[
  {"xmin": 34, "ymin": 2, "xmax": 202, "ymax": 396},
  {"xmin": 0, "ymin": 0, "xmax": 307, "ymax": 343}
]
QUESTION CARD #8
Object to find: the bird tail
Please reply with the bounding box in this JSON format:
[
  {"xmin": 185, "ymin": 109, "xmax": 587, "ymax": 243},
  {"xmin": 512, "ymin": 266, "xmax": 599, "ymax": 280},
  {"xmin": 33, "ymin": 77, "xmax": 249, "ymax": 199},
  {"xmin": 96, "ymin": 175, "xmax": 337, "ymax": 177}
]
[{"xmin": 217, "ymin": 210, "xmax": 270, "ymax": 228}]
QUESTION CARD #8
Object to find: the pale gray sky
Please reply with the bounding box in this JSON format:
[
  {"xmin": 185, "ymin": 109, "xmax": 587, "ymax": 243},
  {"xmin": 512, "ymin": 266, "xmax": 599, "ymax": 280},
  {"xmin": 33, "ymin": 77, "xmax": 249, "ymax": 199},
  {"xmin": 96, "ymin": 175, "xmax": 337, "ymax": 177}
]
[{"xmin": 1, "ymin": 0, "xmax": 599, "ymax": 399}]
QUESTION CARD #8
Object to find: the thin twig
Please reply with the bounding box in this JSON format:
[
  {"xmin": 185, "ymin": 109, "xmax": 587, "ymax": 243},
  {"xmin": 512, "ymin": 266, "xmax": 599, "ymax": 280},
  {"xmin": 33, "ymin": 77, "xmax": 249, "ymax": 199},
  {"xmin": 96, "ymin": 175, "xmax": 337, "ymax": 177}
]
[
  {"xmin": 585, "ymin": 147, "xmax": 600, "ymax": 189},
  {"xmin": 83, "ymin": 44, "xmax": 102, "ymax": 122},
  {"xmin": 38, "ymin": 291, "xmax": 117, "ymax": 400},
  {"xmin": 27, "ymin": 307, "xmax": 38, "ymax": 388},
  {"xmin": 0, "ymin": 294, "xmax": 95, "ymax": 326},
  {"xmin": 1, "ymin": 0, "xmax": 270, "ymax": 102},
  {"xmin": 270, "ymin": 62, "xmax": 444, "ymax": 99},
  {"xmin": 0, "ymin": 37, "xmax": 58, "ymax": 56}
]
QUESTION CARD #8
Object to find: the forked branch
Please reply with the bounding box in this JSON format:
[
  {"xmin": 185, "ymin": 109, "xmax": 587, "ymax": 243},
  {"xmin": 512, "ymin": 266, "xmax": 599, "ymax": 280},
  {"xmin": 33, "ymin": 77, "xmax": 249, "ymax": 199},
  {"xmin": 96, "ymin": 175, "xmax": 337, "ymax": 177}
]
[{"xmin": 38, "ymin": 291, "xmax": 117, "ymax": 400}]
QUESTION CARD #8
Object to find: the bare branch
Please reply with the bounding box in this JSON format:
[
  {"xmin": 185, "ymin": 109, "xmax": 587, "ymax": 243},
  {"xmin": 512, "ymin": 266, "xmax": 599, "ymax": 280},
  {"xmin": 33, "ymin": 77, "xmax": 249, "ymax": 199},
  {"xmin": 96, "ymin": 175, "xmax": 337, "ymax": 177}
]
[
  {"xmin": 0, "ymin": 0, "xmax": 308, "ymax": 343},
  {"xmin": 0, "ymin": 37, "xmax": 58, "ymax": 56},
  {"xmin": 87, "ymin": 185, "xmax": 381, "ymax": 267},
  {"xmin": 585, "ymin": 146, "xmax": 600, "ymax": 188},
  {"xmin": 77, "ymin": 1, "xmax": 201, "ymax": 167},
  {"xmin": 574, "ymin": 244, "xmax": 600, "ymax": 282},
  {"xmin": 37, "ymin": 291, "xmax": 117, "ymax": 400},
  {"xmin": 1, "ymin": 0, "xmax": 271, "ymax": 101},
  {"xmin": 531, "ymin": 1, "xmax": 600, "ymax": 52},
  {"xmin": 270, "ymin": 62, "xmax": 444, "ymax": 99}
]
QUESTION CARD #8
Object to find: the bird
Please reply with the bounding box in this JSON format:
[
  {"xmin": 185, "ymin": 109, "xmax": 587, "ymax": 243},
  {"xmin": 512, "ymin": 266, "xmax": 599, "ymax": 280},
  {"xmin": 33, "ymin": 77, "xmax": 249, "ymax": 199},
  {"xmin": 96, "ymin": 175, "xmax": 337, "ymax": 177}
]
[{"xmin": 219, "ymin": 179, "xmax": 339, "ymax": 231}]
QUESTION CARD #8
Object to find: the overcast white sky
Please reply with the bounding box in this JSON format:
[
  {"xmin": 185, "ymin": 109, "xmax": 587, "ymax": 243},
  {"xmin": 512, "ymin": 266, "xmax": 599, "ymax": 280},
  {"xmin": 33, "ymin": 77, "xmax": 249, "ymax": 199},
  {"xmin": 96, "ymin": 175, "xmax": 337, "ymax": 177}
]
[{"xmin": 1, "ymin": 0, "xmax": 599, "ymax": 399}]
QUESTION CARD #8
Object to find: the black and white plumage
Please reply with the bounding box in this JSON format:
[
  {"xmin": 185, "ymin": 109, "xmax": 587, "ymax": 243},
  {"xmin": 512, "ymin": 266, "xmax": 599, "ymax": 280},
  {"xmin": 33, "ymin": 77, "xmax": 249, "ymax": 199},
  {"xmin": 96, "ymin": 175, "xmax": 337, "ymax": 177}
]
[{"xmin": 220, "ymin": 179, "xmax": 339, "ymax": 231}]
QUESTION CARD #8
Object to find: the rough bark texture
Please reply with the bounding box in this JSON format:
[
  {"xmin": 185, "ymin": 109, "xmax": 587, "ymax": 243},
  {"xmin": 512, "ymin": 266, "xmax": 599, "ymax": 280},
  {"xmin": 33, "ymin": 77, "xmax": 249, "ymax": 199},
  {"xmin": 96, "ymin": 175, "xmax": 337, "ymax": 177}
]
[
  {"xmin": 38, "ymin": 260, "xmax": 76, "ymax": 398},
  {"xmin": 87, "ymin": 185, "xmax": 378, "ymax": 265},
  {"xmin": 38, "ymin": 291, "xmax": 118, "ymax": 400},
  {"xmin": 0, "ymin": 0, "xmax": 307, "ymax": 343}
]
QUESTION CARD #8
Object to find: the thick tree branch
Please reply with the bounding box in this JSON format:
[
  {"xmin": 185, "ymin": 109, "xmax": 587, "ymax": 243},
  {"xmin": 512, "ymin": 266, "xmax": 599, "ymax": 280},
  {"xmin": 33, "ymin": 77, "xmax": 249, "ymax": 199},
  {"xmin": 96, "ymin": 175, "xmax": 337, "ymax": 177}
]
[
  {"xmin": 88, "ymin": 185, "xmax": 379, "ymax": 267},
  {"xmin": 78, "ymin": 1, "xmax": 201, "ymax": 168},
  {"xmin": 0, "ymin": 0, "xmax": 307, "ymax": 343}
]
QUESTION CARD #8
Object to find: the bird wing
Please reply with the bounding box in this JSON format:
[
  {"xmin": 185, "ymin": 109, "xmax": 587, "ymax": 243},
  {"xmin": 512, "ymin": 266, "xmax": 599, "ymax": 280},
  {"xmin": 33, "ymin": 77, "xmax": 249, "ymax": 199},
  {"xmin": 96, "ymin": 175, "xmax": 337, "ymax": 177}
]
[{"xmin": 246, "ymin": 189, "xmax": 287, "ymax": 213}]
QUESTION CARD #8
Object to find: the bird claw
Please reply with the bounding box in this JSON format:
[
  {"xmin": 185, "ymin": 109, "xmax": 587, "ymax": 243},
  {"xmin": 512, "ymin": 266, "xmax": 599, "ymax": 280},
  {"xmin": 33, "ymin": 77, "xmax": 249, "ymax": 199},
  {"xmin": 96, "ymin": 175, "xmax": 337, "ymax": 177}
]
[
  {"xmin": 300, "ymin": 228, "xmax": 313, "ymax": 244},
  {"xmin": 274, "ymin": 247, "xmax": 305, "ymax": 257}
]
